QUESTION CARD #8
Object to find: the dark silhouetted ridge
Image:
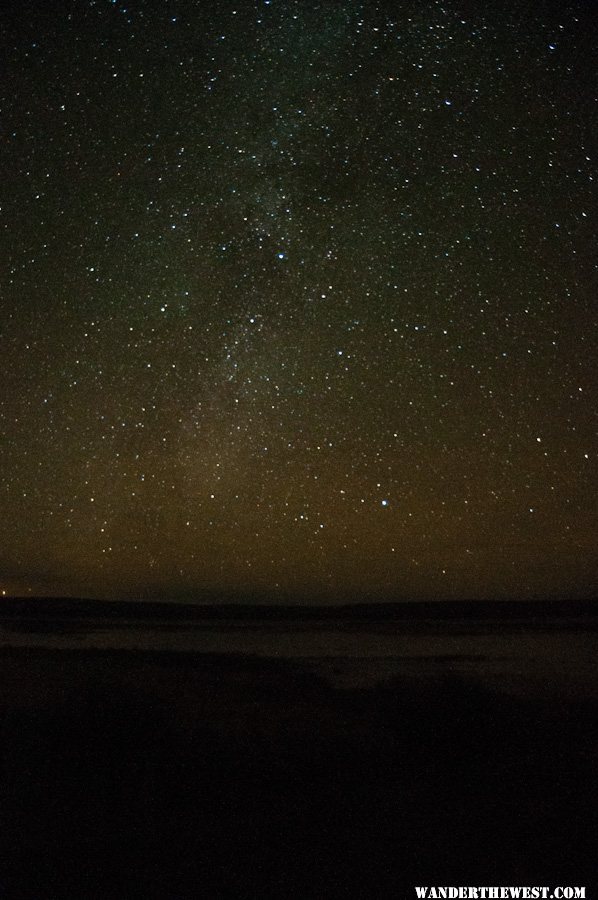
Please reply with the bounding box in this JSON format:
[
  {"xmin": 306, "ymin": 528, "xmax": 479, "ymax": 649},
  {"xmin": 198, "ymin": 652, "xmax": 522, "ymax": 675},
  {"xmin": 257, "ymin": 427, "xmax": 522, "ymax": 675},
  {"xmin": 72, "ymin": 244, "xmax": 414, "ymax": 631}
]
[{"xmin": 1, "ymin": 595, "xmax": 596, "ymax": 622}]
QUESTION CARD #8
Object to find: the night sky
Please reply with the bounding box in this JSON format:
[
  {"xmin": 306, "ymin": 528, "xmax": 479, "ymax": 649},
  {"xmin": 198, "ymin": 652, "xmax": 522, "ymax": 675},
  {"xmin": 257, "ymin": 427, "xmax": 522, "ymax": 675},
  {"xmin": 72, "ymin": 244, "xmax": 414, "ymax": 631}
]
[{"xmin": 1, "ymin": 0, "xmax": 596, "ymax": 602}]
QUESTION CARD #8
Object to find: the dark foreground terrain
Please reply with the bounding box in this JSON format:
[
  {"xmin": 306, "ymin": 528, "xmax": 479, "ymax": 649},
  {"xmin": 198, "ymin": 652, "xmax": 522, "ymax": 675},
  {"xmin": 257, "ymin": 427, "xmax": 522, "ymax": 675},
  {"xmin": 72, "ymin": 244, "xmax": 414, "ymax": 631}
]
[{"xmin": 0, "ymin": 637, "xmax": 597, "ymax": 898}]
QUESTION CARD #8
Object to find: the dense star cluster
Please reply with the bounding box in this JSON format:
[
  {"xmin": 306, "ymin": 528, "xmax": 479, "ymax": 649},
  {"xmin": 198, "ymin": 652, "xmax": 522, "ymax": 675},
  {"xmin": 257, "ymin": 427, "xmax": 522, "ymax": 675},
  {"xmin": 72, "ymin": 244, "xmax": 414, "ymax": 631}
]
[{"xmin": 0, "ymin": 0, "xmax": 596, "ymax": 600}]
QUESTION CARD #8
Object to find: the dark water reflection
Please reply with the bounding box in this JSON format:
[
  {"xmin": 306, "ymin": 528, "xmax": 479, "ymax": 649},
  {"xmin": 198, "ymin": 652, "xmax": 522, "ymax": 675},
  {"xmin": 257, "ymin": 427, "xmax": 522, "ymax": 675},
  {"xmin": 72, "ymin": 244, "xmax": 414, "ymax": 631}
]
[{"xmin": 1, "ymin": 615, "xmax": 596, "ymax": 697}]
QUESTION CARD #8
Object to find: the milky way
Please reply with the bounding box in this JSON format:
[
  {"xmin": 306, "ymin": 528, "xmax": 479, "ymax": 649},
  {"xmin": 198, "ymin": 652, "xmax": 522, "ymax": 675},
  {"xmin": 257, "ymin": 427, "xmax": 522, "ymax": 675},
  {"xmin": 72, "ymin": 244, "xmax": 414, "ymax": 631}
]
[{"xmin": 1, "ymin": 0, "xmax": 596, "ymax": 601}]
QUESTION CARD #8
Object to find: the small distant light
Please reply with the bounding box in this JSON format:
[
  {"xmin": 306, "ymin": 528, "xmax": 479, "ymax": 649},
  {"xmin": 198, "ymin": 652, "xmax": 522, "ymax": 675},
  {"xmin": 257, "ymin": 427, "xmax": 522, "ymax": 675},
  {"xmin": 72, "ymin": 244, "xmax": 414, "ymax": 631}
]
[
  {"xmin": 381, "ymin": 499, "xmax": 389, "ymax": 507},
  {"xmin": 277, "ymin": 252, "xmax": 285, "ymax": 259}
]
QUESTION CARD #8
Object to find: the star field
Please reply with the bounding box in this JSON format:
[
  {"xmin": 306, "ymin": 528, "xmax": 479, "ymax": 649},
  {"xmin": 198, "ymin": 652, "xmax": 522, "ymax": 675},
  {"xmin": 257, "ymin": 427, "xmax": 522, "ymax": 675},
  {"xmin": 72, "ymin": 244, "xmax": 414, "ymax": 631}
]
[{"xmin": 0, "ymin": 0, "xmax": 596, "ymax": 601}]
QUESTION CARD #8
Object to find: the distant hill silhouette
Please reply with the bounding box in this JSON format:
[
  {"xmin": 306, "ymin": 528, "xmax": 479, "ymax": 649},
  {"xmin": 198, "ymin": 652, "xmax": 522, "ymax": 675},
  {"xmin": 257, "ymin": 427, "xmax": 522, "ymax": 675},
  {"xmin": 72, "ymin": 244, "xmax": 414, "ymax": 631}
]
[{"xmin": 1, "ymin": 595, "xmax": 596, "ymax": 623}]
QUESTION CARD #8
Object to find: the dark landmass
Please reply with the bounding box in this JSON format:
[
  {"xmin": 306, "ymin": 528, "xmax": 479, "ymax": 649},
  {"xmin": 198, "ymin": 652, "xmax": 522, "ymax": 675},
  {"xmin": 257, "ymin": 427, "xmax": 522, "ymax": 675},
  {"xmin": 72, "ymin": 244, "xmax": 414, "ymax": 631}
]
[
  {"xmin": 2, "ymin": 594, "xmax": 597, "ymax": 622},
  {"xmin": 1, "ymin": 598, "xmax": 597, "ymax": 896},
  {"xmin": 0, "ymin": 643, "xmax": 597, "ymax": 897}
]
